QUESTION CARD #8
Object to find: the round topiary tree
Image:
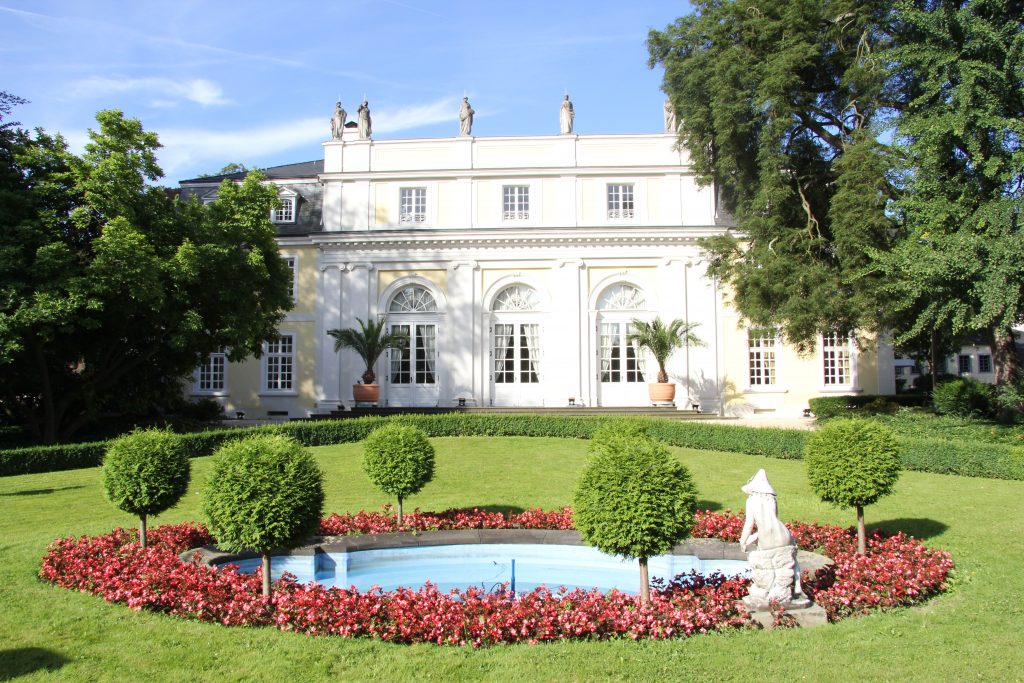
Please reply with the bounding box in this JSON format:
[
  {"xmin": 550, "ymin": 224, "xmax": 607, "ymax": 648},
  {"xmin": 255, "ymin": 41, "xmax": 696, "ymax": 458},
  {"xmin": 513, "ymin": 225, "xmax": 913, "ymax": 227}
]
[
  {"xmin": 362, "ymin": 424, "xmax": 435, "ymax": 525},
  {"xmin": 573, "ymin": 433, "xmax": 698, "ymax": 604},
  {"xmin": 804, "ymin": 418, "xmax": 902, "ymax": 554},
  {"xmin": 202, "ymin": 434, "xmax": 324, "ymax": 597},
  {"xmin": 102, "ymin": 428, "xmax": 190, "ymax": 550}
]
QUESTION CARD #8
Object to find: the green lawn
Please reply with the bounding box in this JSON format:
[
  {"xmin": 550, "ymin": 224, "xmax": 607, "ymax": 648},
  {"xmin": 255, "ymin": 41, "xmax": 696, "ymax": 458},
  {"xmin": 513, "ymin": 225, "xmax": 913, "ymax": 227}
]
[{"xmin": 1, "ymin": 436, "xmax": 1021, "ymax": 682}]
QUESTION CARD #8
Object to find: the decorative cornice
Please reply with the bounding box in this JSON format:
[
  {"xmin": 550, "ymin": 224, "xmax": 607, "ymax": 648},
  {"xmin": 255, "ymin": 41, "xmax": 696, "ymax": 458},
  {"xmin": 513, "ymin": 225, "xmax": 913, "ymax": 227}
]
[{"xmin": 309, "ymin": 226, "xmax": 721, "ymax": 252}]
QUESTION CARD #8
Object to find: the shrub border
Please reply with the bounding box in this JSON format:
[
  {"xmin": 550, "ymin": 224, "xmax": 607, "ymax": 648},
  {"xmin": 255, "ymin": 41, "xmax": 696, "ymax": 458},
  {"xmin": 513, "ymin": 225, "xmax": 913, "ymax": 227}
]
[{"xmin": 5, "ymin": 413, "xmax": 1021, "ymax": 481}]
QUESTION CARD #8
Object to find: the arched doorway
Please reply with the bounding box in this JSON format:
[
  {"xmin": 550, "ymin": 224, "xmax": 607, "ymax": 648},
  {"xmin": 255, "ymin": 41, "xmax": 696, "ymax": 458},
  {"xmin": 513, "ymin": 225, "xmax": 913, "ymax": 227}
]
[
  {"xmin": 385, "ymin": 284, "xmax": 440, "ymax": 406},
  {"xmin": 489, "ymin": 284, "xmax": 544, "ymax": 407},
  {"xmin": 595, "ymin": 283, "xmax": 648, "ymax": 406}
]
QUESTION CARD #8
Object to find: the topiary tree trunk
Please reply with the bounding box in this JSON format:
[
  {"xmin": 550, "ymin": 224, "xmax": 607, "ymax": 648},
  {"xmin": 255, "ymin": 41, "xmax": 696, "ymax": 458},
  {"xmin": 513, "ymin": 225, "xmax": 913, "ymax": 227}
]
[
  {"xmin": 261, "ymin": 553, "xmax": 272, "ymax": 598},
  {"xmin": 856, "ymin": 504, "xmax": 866, "ymax": 555},
  {"xmin": 638, "ymin": 557, "xmax": 651, "ymax": 605},
  {"xmin": 140, "ymin": 513, "xmax": 148, "ymax": 550},
  {"xmin": 396, "ymin": 494, "xmax": 404, "ymax": 526}
]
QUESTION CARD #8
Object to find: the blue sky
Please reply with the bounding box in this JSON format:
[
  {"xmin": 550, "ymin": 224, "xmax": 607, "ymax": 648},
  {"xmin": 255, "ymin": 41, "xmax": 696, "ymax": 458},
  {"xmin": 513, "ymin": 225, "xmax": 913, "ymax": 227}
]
[{"xmin": 1, "ymin": 0, "xmax": 692, "ymax": 183}]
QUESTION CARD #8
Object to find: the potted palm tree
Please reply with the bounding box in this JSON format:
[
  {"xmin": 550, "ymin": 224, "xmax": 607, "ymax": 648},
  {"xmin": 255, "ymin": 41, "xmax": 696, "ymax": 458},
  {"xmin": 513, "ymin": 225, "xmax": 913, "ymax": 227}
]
[
  {"xmin": 327, "ymin": 317, "xmax": 408, "ymax": 404},
  {"xmin": 628, "ymin": 317, "xmax": 703, "ymax": 405}
]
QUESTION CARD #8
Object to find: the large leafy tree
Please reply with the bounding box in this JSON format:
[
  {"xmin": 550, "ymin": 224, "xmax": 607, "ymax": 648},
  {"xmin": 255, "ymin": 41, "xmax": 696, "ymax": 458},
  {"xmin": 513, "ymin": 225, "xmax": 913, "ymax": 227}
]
[
  {"xmin": 0, "ymin": 100, "xmax": 293, "ymax": 442},
  {"xmin": 869, "ymin": 0, "xmax": 1024, "ymax": 385},
  {"xmin": 648, "ymin": 0, "xmax": 904, "ymax": 351}
]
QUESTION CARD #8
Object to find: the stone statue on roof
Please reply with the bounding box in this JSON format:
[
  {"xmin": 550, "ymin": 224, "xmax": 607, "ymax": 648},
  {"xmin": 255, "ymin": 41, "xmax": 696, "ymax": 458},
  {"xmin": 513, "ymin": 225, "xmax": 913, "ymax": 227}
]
[
  {"xmin": 330, "ymin": 101, "xmax": 346, "ymax": 140},
  {"xmin": 559, "ymin": 94, "xmax": 574, "ymax": 135},
  {"xmin": 459, "ymin": 97, "xmax": 475, "ymax": 137},
  {"xmin": 664, "ymin": 98, "xmax": 678, "ymax": 133},
  {"xmin": 357, "ymin": 100, "xmax": 372, "ymax": 140}
]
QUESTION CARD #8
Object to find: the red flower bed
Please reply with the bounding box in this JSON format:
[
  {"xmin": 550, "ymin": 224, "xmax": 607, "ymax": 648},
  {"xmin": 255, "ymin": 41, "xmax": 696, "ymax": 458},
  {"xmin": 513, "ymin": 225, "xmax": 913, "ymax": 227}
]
[{"xmin": 39, "ymin": 508, "xmax": 953, "ymax": 646}]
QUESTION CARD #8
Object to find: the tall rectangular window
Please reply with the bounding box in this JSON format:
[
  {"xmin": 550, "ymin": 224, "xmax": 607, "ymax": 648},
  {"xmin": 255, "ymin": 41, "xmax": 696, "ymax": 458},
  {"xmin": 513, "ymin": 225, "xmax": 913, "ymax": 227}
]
[
  {"xmin": 607, "ymin": 183, "xmax": 634, "ymax": 219},
  {"xmin": 282, "ymin": 256, "xmax": 297, "ymax": 301},
  {"xmin": 822, "ymin": 332, "xmax": 852, "ymax": 385},
  {"xmin": 978, "ymin": 354, "xmax": 992, "ymax": 372},
  {"xmin": 399, "ymin": 188, "xmax": 427, "ymax": 224},
  {"xmin": 958, "ymin": 354, "xmax": 972, "ymax": 374},
  {"xmin": 748, "ymin": 329, "xmax": 777, "ymax": 386},
  {"xmin": 264, "ymin": 335, "xmax": 294, "ymax": 391},
  {"xmin": 196, "ymin": 349, "xmax": 227, "ymax": 392},
  {"xmin": 273, "ymin": 197, "xmax": 295, "ymax": 223},
  {"xmin": 502, "ymin": 185, "xmax": 530, "ymax": 220}
]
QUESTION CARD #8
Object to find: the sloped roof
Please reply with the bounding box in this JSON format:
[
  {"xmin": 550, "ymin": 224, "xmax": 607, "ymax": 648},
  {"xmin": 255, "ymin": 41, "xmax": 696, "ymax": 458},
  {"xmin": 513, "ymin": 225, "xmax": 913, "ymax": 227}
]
[{"xmin": 180, "ymin": 159, "xmax": 323, "ymax": 184}]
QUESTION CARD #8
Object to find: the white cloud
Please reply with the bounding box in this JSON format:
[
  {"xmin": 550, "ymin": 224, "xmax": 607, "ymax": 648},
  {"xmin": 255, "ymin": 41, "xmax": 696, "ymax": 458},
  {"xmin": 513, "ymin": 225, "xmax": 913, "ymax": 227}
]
[
  {"xmin": 158, "ymin": 96, "xmax": 460, "ymax": 179},
  {"xmin": 68, "ymin": 77, "xmax": 230, "ymax": 106}
]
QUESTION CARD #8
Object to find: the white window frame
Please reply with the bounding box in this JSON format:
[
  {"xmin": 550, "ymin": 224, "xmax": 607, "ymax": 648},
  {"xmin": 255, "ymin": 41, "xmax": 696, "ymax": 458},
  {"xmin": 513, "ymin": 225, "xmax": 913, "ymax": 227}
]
[
  {"xmin": 606, "ymin": 183, "xmax": 635, "ymax": 220},
  {"xmin": 502, "ymin": 185, "xmax": 530, "ymax": 221},
  {"xmin": 747, "ymin": 329, "xmax": 778, "ymax": 389},
  {"xmin": 399, "ymin": 187, "xmax": 428, "ymax": 226},
  {"xmin": 271, "ymin": 188, "xmax": 298, "ymax": 224},
  {"xmin": 821, "ymin": 332, "xmax": 858, "ymax": 390},
  {"xmin": 281, "ymin": 254, "xmax": 298, "ymax": 302},
  {"xmin": 958, "ymin": 354, "xmax": 972, "ymax": 375},
  {"xmin": 261, "ymin": 333, "xmax": 296, "ymax": 394},
  {"xmin": 192, "ymin": 348, "xmax": 228, "ymax": 395}
]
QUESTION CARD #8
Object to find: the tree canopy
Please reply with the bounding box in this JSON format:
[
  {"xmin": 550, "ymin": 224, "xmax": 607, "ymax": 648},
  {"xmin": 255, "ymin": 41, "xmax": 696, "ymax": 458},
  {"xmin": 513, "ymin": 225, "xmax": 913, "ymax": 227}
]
[
  {"xmin": 649, "ymin": 0, "xmax": 1024, "ymax": 383},
  {"xmin": 0, "ymin": 97, "xmax": 293, "ymax": 442},
  {"xmin": 648, "ymin": 0, "xmax": 903, "ymax": 351}
]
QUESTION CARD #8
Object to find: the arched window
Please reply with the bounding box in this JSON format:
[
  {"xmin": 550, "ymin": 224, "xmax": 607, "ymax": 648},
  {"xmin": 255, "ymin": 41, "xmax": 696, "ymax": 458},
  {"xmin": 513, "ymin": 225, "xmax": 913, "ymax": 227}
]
[
  {"xmin": 597, "ymin": 283, "xmax": 645, "ymax": 311},
  {"xmin": 389, "ymin": 286, "xmax": 437, "ymax": 313},
  {"xmin": 492, "ymin": 284, "xmax": 540, "ymax": 312}
]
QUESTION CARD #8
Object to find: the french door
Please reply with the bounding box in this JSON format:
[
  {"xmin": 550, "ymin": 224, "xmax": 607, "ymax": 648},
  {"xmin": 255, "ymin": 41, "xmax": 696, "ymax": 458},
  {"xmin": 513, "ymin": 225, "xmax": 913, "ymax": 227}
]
[
  {"xmin": 597, "ymin": 321, "xmax": 647, "ymax": 405},
  {"xmin": 387, "ymin": 323, "xmax": 439, "ymax": 406},
  {"xmin": 490, "ymin": 322, "xmax": 543, "ymax": 406}
]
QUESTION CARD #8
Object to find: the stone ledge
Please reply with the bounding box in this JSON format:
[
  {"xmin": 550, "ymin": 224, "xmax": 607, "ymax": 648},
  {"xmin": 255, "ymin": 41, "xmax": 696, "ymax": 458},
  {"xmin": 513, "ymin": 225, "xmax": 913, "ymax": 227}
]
[{"xmin": 181, "ymin": 529, "xmax": 832, "ymax": 574}]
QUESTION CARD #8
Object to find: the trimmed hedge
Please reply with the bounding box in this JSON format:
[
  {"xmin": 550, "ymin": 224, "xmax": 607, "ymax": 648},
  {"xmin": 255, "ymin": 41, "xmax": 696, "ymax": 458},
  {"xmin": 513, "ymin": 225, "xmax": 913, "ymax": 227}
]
[
  {"xmin": 3, "ymin": 412, "xmax": 1022, "ymax": 481},
  {"xmin": 809, "ymin": 395, "xmax": 929, "ymax": 420}
]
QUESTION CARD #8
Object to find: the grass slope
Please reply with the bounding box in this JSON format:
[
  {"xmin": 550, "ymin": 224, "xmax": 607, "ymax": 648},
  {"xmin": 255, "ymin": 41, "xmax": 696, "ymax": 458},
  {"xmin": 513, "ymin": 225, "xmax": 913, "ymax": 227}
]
[{"xmin": 0, "ymin": 436, "xmax": 1021, "ymax": 682}]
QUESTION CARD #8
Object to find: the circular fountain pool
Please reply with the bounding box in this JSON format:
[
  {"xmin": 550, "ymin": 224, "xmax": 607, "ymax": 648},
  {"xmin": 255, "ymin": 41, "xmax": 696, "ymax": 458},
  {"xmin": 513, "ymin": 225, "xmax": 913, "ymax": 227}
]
[{"xmin": 199, "ymin": 530, "xmax": 755, "ymax": 595}]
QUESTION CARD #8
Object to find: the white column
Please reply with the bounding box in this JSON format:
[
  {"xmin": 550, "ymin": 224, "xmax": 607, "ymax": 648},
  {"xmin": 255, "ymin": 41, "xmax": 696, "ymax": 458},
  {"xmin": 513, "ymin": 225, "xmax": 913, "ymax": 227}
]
[
  {"xmin": 446, "ymin": 260, "xmax": 479, "ymax": 405},
  {"xmin": 340, "ymin": 262, "xmax": 374, "ymax": 405},
  {"xmin": 316, "ymin": 263, "xmax": 344, "ymax": 412},
  {"xmin": 660, "ymin": 258, "xmax": 689, "ymax": 409},
  {"xmin": 551, "ymin": 259, "xmax": 585, "ymax": 405},
  {"xmin": 681, "ymin": 256, "xmax": 725, "ymax": 415}
]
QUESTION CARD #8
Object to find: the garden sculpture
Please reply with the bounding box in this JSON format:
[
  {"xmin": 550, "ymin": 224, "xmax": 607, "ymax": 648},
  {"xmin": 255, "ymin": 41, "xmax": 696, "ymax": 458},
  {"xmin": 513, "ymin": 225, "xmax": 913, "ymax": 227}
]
[{"xmin": 739, "ymin": 469, "xmax": 809, "ymax": 609}]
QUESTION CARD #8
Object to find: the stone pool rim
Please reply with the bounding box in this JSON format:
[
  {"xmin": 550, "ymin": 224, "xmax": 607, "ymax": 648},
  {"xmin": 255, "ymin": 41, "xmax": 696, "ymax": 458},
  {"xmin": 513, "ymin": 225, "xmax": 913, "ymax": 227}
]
[{"xmin": 181, "ymin": 529, "xmax": 832, "ymax": 576}]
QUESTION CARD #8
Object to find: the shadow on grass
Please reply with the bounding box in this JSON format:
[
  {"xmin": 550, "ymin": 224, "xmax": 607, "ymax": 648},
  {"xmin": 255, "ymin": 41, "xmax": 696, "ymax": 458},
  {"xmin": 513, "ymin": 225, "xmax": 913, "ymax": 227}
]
[
  {"xmin": 872, "ymin": 518, "xmax": 949, "ymax": 539},
  {"xmin": 0, "ymin": 647, "xmax": 68, "ymax": 680},
  {"xmin": 0, "ymin": 485, "xmax": 85, "ymax": 497},
  {"xmin": 695, "ymin": 499, "xmax": 724, "ymax": 512}
]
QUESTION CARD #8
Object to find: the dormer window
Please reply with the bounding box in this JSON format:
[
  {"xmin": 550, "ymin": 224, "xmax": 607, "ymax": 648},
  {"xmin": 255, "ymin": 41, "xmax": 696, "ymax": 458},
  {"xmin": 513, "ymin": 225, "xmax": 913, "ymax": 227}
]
[{"xmin": 271, "ymin": 188, "xmax": 298, "ymax": 223}]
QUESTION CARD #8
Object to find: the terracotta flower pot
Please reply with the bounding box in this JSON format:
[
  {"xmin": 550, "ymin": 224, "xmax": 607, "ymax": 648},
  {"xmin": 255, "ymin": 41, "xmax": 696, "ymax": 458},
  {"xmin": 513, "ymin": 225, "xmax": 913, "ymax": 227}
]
[
  {"xmin": 647, "ymin": 382, "xmax": 676, "ymax": 405},
  {"xmin": 353, "ymin": 384, "xmax": 380, "ymax": 404}
]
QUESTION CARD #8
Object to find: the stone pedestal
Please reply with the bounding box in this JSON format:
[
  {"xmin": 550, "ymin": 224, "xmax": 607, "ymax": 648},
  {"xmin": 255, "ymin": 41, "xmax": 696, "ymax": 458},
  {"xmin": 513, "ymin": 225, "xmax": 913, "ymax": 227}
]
[
  {"xmin": 744, "ymin": 544, "xmax": 801, "ymax": 608},
  {"xmin": 745, "ymin": 602, "xmax": 829, "ymax": 630}
]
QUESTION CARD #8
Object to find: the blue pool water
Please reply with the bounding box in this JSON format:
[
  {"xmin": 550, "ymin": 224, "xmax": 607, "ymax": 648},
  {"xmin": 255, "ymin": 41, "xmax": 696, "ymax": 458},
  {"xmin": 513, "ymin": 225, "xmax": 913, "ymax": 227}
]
[{"xmin": 228, "ymin": 544, "xmax": 748, "ymax": 595}]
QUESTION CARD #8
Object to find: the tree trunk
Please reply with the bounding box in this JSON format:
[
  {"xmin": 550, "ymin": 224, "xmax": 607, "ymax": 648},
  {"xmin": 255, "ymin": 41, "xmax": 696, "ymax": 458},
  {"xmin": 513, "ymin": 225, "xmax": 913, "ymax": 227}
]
[
  {"xmin": 990, "ymin": 327, "xmax": 1021, "ymax": 386},
  {"xmin": 856, "ymin": 505, "xmax": 866, "ymax": 555},
  {"xmin": 397, "ymin": 495, "xmax": 404, "ymax": 526},
  {"xmin": 639, "ymin": 557, "xmax": 651, "ymax": 606},
  {"xmin": 930, "ymin": 330, "xmax": 939, "ymax": 397},
  {"xmin": 261, "ymin": 553, "xmax": 272, "ymax": 598},
  {"xmin": 139, "ymin": 513, "xmax": 147, "ymax": 550}
]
